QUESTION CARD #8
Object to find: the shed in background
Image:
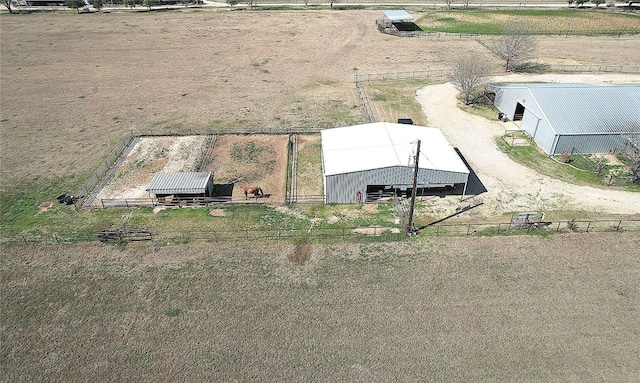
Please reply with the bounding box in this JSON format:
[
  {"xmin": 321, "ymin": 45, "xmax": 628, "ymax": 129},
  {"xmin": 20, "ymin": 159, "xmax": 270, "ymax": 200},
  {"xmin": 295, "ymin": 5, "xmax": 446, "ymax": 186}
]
[
  {"xmin": 490, "ymin": 83, "xmax": 640, "ymax": 155},
  {"xmin": 321, "ymin": 122, "xmax": 470, "ymax": 204},
  {"xmin": 382, "ymin": 10, "xmax": 414, "ymax": 23}
]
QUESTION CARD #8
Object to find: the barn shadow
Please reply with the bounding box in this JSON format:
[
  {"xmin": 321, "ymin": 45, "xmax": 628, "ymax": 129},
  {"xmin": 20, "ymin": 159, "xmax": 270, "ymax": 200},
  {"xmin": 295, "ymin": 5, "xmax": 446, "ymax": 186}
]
[
  {"xmin": 455, "ymin": 148, "xmax": 487, "ymax": 199},
  {"xmin": 409, "ymin": 149, "xmax": 486, "ymax": 200},
  {"xmin": 212, "ymin": 183, "xmax": 234, "ymax": 198},
  {"xmin": 393, "ymin": 22, "xmax": 423, "ymax": 32}
]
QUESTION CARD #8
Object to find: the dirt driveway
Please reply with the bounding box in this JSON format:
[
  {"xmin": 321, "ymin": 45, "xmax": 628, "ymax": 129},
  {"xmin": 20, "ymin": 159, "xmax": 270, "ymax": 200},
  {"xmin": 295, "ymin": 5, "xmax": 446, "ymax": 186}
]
[{"xmin": 415, "ymin": 74, "xmax": 640, "ymax": 218}]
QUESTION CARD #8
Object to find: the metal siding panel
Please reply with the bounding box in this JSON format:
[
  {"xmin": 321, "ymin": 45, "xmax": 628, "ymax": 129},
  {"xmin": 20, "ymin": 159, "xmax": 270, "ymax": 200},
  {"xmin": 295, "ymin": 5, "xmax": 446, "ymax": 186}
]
[
  {"xmin": 554, "ymin": 134, "xmax": 640, "ymax": 154},
  {"xmin": 147, "ymin": 172, "xmax": 211, "ymax": 195},
  {"xmin": 521, "ymin": 110, "xmax": 539, "ymax": 138},
  {"xmin": 325, "ymin": 166, "xmax": 469, "ymax": 203}
]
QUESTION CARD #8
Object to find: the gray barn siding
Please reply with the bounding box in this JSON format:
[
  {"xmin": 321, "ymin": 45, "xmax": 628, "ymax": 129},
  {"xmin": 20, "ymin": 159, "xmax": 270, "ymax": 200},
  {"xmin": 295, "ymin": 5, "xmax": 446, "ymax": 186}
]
[
  {"xmin": 522, "ymin": 110, "xmax": 556, "ymax": 154},
  {"xmin": 554, "ymin": 133, "xmax": 640, "ymax": 155},
  {"xmin": 493, "ymin": 87, "xmax": 538, "ymax": 120},
  {"xmin": 492, "ymin": 84, "xmax": 640, "ymax": 155},
  {"xmin": 325, "ymin": 166, "xmax": 468, "ymax": 204}
]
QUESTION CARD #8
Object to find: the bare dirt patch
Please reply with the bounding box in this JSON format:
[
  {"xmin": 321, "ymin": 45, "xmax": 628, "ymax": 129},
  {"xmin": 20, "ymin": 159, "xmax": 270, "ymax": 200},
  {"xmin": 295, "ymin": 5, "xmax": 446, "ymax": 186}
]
[
  {"xmin": 93, "ymin": 135, "xmax": 205, "ymax": 203},
  {"xmin": 209, "ymin": 208, "xmax": 226, "ymax": 217},
  {"xmin": 36, "ymin": 201, "xmax": 53, "ymax": 214},
  {"xmin": 92, "ymin": 134, "xmax": 289, "ymax": 203},
  {"xmin": 209, "ymin": 134, "xmax": 289, "ymax": 200}
]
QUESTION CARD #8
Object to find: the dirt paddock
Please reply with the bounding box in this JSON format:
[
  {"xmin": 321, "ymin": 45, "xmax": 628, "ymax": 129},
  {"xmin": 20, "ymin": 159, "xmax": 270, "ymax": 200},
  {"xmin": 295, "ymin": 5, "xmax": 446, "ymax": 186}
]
[{"xmin": 93, "ymin": 134, "xmax": 292, "ymax": 204}]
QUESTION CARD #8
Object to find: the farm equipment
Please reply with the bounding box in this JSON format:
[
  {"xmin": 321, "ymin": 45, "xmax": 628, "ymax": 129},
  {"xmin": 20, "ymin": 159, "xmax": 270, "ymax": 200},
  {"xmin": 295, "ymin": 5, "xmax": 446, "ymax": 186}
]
[
  {"xmin": 97, "ymin": 224, "xmax": 153, "ymax": 244},
  {"xmin": 512, "ymin": 212, "xmax": 551, "ymax": 230},
  {"xmin": 56, "ymin": 194, "xmax": 83, "ymax": 205}
]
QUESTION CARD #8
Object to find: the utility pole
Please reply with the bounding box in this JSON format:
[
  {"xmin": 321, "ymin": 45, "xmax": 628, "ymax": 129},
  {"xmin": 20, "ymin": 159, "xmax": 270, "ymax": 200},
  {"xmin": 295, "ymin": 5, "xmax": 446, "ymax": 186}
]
[{"xmin": 407, "ymin": 140, "xmax": 421, "ymax": 235}]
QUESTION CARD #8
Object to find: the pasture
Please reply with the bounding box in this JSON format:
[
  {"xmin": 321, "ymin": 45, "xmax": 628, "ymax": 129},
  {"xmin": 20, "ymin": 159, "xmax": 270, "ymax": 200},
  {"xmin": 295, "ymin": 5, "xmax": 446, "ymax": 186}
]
[
  {"xmin": 2, "ymin": 232, "xmax": 639, "ymax": 381},
  {"xmin": 2, "ymin": 9, "xmax": 640, "ymax": 381},
  {"xmin": 2, "ymin": 10, "xmax": 639, "ymax": 192},
  {"xmin": 417, "ymin": 9, "xmax": 640, "ymax": 35},
  {"xmin": 1, "ymin": 9, "xmax": 640, "ymax": 234}
]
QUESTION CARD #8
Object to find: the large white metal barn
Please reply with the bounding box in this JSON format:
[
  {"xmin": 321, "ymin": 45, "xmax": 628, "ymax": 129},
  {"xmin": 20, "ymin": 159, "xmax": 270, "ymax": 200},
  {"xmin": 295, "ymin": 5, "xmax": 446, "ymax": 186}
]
[
  {"xmin": 321, "ymin": 122, "xmax": 470, "ymax": 204},
  {"xmin": 490, "ymin": 83, "xmax": 640, "ymax": 155}
]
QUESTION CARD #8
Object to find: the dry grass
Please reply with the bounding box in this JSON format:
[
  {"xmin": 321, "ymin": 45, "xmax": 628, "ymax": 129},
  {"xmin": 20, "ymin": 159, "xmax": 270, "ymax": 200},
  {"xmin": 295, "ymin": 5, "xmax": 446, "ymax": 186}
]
[
  {"xmin": 2, "ymin": 232, "xmax": 639, "ymax": 381},
  {"xmin": 2, "ymin": 10, "xmax": 640, "ymax": 192}
]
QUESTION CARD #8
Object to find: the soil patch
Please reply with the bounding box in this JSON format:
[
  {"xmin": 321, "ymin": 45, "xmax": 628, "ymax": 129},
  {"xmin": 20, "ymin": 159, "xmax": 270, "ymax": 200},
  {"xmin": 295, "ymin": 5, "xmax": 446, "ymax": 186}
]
[
  {"xmin": 208, "ymin": 134, "xmax": 289, "ymax": 201},
  {"xmin": 92, "ymin": 136, "xmax": 205, "ymax": 204}
]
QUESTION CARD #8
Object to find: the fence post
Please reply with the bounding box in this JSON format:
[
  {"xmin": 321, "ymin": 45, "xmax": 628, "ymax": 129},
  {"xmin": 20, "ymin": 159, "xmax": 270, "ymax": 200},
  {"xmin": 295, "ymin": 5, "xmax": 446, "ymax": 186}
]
[
  {"xmin": 556, "ymin": 221, "xmax": 561, "ymax": 232},
  {"xmin": 617, "ymin": 220, "xmax": 622, "ymax": 231},
  {"xmin": 21, "ymin": 234, "xmax": 28, "ymax": 245},
  {"xmin": 586, "ymin": 221, "xmax": 592, "ymax": 232},
  {"xmin": 496, "ymin": 223, "xmax": 501, "ymax": 234}
]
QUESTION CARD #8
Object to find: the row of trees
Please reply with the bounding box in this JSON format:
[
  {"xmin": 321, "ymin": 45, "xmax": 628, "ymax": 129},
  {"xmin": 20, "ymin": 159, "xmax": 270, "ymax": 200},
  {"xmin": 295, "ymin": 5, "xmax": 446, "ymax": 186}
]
[
  {"xmin": 568, "ymin": 0, "xmax": 637, "ymax": 6},
  {"xmin": 0, "ymin": 0, "xmax": 198, "ymax": 12},
  {"xmin": 450, "ymin": 25, "xmax": 537, "ymax": 104}
]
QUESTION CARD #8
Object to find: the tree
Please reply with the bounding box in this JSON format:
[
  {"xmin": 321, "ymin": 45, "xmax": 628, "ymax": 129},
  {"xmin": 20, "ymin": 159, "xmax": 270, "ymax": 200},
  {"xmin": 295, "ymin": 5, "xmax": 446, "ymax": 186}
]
[
  {"xmin": 575, "ymin": 0, "xmax": 586, "ymax": 6},
  {"xmin": 226, "ymin": 0, "xmax": 237, "ymax": 5},
  {"xmin": 567, "ymin": 0, "xmax": 574, "ymax": 6},
  {"xmin": 93, "ymin": 0, "xmax": 103, "ymax": 10},
  {"xmin": 65, "ymin": 0, "xmax": 85, "ymax": 12},
  {"xmin": 123, "ymin": 0, "xmax": 136, "ymax": 8},
  {"xmin": 448, "ymin": 55, "xmax": 492, "ymax": 105},
  {"xmin": 143, "ymin": 0, "xmax": 154, "ymax": 9},
  {"xmin": 592, "ymin": 0, "xmax": 605, "ymax": 6},
  {"xmin": 489, "ymin": 25, "xmax": 538, "ymax": 72},
  {"xmin": 1, "ymin": 0, "xmax": 13, "ymax": 14},
  {"xmin": 446, "ymin": 0, "xmax": 454, "ymax": 9}
]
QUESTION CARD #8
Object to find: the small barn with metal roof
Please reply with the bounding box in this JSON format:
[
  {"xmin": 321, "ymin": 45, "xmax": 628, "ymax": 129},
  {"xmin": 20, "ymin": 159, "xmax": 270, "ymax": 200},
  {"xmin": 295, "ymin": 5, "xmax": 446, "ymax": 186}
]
[
  {"xmin": 146, "ymin": 172, "xmax": 214, "ymax": 198},
  {"xmin": 321, "ymin": 122, "xmax": 470, "ymax": 204},
  {"xmin": 489, "ymin": 83, "xmax": 640, "ymax": 155},
  {"xmin": 382, "ymin": 10, "xmax": 414, "ymax": 23}
]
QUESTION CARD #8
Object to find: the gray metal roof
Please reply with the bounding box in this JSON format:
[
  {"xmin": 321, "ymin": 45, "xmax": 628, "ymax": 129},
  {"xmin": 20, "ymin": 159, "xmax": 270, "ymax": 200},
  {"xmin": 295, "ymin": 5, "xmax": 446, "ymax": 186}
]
[
  {"xmin": 383, "ymin": 10, "xmax": 414, "ymax": 22},
  {"xmin": 146, "ymin": 172, "xmax": 212, "ymax": 195},
  {"xmin": 494, "ymin": 83, "xmax": 640, "ymax": 135}
]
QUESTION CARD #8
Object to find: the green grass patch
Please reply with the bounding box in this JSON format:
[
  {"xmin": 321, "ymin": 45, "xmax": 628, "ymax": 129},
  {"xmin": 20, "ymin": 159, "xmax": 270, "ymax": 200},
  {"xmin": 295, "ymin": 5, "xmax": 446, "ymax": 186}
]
[
  {"xmin": 367, "ymin": 80, "xmax": 429, "ymax": 126},
  {"xmin": 495, "ymin": 136, "xmax": 610, "ymax": 187},
  {"xmin": 416, "ymin": 9, "xmax": 640, "ymax": 35}
]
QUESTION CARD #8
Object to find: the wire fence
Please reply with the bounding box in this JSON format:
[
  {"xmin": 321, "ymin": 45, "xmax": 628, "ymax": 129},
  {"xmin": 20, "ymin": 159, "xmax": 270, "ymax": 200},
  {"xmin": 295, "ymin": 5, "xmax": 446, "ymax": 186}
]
[
  {"xmin": 74, "ymin": 127, "xmax": 325, "ymax": 209},
  {"xmin": 96, "ymin": 194, "xmax": 324, "ymax": 208},
  {"xmin": 5, "ymin": 218, "xmax": 640, "ymax": 246},
  {"xmin": 360, "ymin": 62, "xmax": 640, "ymax": 84}
]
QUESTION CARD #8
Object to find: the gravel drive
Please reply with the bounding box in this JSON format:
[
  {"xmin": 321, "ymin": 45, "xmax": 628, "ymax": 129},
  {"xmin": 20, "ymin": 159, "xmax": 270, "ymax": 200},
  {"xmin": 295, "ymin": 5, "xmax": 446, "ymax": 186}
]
[{"xmin": 415, "ymin": 74, "xmax": 640, "ymax": 218}]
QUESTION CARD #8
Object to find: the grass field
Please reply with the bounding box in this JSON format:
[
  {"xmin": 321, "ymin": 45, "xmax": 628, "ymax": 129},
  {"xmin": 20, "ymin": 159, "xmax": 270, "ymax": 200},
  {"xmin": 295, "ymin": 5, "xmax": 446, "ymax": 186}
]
[
  {"xmin": 416, "ymin": 9, "xmax": 640, "ymax": 35},
  {"xmin": 2, "ymin": 232, "xmax": 639, "ymax": 381}
]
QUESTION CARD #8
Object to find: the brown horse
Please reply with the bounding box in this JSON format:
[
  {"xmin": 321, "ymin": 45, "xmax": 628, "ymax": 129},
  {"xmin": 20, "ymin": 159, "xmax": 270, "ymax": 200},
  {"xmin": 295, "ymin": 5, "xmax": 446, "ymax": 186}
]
[{"xmin": 239, "ymin": 185, "xmax": 264, "ymax": 200}]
